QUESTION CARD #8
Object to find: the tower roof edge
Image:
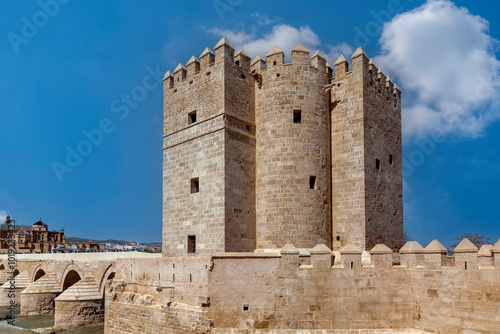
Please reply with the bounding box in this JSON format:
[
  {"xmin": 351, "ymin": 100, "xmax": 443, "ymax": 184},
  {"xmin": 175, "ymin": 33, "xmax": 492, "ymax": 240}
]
[
  {"xmin": 266, "ymin": 45, "xmax": 284, "ymax": 57},
  {"xmin": 334, "ymin": 54, "xmax": 347, "ymax": 66}
]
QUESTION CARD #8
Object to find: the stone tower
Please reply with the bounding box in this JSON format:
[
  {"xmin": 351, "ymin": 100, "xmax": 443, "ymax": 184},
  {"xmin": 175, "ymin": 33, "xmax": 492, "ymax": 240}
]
[
  {"xmin": 330, "ymin": 50, "xmax": 403, "ymax": 250},
  {"xmin": 162, "ymin": 37, "xmax": 403, "ymax": 256},
  {"xmin": 253, "ymin": 44, "xmax": 330, "ymax": 249},
  {"xmin": 162, "ymin": 38, "xmax": 256, "ymax": 256}
]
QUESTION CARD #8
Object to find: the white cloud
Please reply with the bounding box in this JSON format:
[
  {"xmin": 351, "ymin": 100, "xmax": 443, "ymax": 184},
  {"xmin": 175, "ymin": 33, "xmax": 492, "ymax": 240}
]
[
  {"xmin": 0, "ymin": 210, "xmax": 8, "ymax": 223},
  {"xmin": 250, "ymin": 13, "xmax": 278, "ymax": 26},
  {"xmin": 325, "ymin": 43, "xmax": 354, "ymax": 65},
  {"xmin": 376, "ymin": 0, "xmax": 500, "ymax": 139},
  {"xmin": 209, "ymin": 24, "xmax": 321, "ymax": 61}
]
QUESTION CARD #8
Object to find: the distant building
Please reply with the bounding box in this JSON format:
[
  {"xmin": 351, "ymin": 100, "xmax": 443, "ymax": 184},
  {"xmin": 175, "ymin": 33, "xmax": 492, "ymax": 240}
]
[{"xmin": 0, "ymin": 216, "xmax": 65, "ymax": 253}]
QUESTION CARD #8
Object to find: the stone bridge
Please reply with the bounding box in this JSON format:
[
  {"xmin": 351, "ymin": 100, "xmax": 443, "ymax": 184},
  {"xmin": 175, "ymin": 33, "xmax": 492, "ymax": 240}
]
[{"xmin": 0, "ymin": 252, "xmax": 160, "ymax": 328}]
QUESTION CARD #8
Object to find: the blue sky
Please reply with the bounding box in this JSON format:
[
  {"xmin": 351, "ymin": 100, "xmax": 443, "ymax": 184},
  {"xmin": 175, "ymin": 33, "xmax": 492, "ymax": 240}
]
[{"xmin": 0, "ymin": 0, "xmax": 499, "ymax": 247}]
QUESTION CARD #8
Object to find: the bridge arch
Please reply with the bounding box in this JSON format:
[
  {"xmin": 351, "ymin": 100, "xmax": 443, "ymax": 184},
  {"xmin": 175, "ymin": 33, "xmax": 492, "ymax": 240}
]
[
  {"xmin": 31, "ymin": 264, "xmax": 47, "ymax": 282},
  {"xmin": 60, "ymin": 264, "xmax": 83, "ymax": 292},
  {"xmin": 99, "ymin": 264, "xmax": 116, "ymax": 295}
]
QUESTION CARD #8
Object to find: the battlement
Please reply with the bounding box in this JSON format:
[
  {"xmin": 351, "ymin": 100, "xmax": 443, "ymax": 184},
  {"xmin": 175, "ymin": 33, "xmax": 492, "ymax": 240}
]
[
  {"xmin": 163, "ymin": 37, "xmax": 250, "ymax": 89},
  {"xmin": 163, "ymin": 38, "xmax": 333, "ymax": 89},
  {"xmin": 162, "ymin": 39, "xmax": 401, "ymax": 109},
  {"xmin": 276, "ymin": 237, "xmax": 500, "ymax": 272},
  {"xmin": 331, "ymin": 47, "xmax": 401, "ymax": 106},
  {"xmin": 109, "ymin": 237, "xmax": 500, "ymax": 333}
]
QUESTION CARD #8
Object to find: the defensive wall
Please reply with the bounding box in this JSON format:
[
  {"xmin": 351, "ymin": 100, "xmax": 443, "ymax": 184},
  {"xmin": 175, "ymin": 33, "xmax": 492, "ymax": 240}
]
[
  {"xmin": 0, "ymin": 252, "xmax": 160, "ymax": 329},
  {"xmin": 105, "ymin": 239, "xmax": 500, "ymax": 333}
]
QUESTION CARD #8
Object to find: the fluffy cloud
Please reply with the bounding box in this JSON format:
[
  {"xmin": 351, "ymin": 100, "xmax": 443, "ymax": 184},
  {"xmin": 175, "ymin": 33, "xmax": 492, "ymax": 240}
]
[
  {"xmin": 376, "ymin": 0, "xmax": 500, "ymax": 138},
  {"xmin": 325, "ymin": 43, "xmax": 354, "ymax": 65},
  {"xmin": 209, "ymin": 1, "xmax": 500, "ymax": 139},
  {"xmin": 249, "ymin": 13, "xmax": 278, "ymax": 27},
  {"xmin": 209, "ymin": 24, "xmax": 321, "ymax": 61}
]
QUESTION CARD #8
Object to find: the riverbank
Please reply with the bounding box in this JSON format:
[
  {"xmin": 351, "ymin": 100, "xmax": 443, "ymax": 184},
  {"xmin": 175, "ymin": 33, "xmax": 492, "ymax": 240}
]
[{"xmin": 0, "ymin": 309, "xmax": 103, "ymax": 334}]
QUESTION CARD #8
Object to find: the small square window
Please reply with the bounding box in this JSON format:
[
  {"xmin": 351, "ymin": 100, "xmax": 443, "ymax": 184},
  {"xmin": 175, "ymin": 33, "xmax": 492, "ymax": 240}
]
[
  {"xmin": 243, "ymin": 304, "xmax": 249, "ymax": 311},
  {"xmin": 191, "ymin": 178, "xmax": 199, "ymax": 193},
  {"xmin": 188, "ymin": 111, "xmax": 197, "ymax": 124},
  {"xmin": 188, "ymin": 235, "xmax": 196, "ymax": 254},
  {"xmin": 389, "ymin": 154, "xmax": 393, "ymax": 165},
  {"xmin": 293, "ymin": 110, "xmax": 301, "ymax": 123},
  {"xmin": 376, "ymin": 159, "xmax": 381, "ymax": 171},
  {"xmin": 245, "ymin": 125, "xmax": 251, "ymax": 131},
  {"xmin": 309, "ymin": 176, "xmax": 316, "ymax": 189}
]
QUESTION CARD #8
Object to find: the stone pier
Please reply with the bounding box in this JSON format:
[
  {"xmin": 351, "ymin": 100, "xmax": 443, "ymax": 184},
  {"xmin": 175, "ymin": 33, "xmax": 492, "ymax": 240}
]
[
  {"xmin": 54, "ymin": 276, "xmax": 104, "ymax": 328},
  {"xmin": 21, "ymin": 273, "xmax": 61, "ymax": 315}
]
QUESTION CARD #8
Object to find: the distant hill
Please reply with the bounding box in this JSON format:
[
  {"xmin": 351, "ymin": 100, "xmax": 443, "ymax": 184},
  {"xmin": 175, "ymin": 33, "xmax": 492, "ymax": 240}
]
[{"xmin": 65, "ymin": 236, "xmax": 130, "ymax": 244}]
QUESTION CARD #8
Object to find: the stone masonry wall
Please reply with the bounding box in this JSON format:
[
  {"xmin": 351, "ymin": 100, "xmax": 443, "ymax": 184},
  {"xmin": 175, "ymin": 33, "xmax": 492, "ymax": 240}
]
[
  {"xmin": 208, "ymin": 253, "xmax": 281, "ymax": 328},
  {"xmin": 55, "ymin": 299, "xmax": 104, "ymax": 328},
  {"xmin": 21, "ymin": 292, "xmax": 58, "ymax": 315},
  {"xmin": 224, "ymin": 53, "xmax": 256, "ymax": 252},
  {"xmin": 163, "ymin": 126, "xmax": 226, "ymax": 256},
  {"xmin": 163, "ymin": 41, "xmax": 256, "ymax": 255},
  {"xmin": 207, "ymin": 247, "xmax": 414, "ymax": 331},
  {"xmin": 362, "ymin": 55, "xmax": 404, "ymax": 251},
  {"xmin": 330, "ymin": 50, "xmax": 403, "ymax": 250},
  {"xmin": 254, "ymin": 47, "xmax": 331, "ymax": 249},
  {"xmin": 330, "ymin": 58, "xmax": 366, "ymax": 249},
  {"xmin": 105, "ymin": 240, "xmax": 500, "ymax": 333},
  {"xmin": 105, "ymin": 256, "xmax": 214, "ymax": 333},
  {"xmin": 225, "ymin": 128, "xmax": 256, "ymax": 252}
]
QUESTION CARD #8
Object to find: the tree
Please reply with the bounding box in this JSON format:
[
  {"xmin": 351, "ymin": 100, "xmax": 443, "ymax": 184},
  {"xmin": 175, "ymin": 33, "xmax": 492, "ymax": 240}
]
[
  {"xmin": 450, "ymin": 233, "xmax": 491, "ymax": 249},
  {"xmin": 403, "ymin": 230, "xmax": 414, "ymax": 244}
]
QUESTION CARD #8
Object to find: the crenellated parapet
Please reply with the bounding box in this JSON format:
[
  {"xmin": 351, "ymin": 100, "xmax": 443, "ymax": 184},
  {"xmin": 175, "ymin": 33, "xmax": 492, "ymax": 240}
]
[
  {"xmin": 162, "ymin": 38, "xmax": 333, "ymax": 91},
  {"xmin": 279, "ymin": 237, "xmax": 500, "ymax": 272},
  {"xmin": 104, "ymin": 241, "xmax": 500, "ymax": 333},
  {"xmin": 162, "ymin": 37, "xmax": 252, "ymax": 91},
  {"xmin": 330, "ymin": 47, "xmax": 401, "ymax": 110}
]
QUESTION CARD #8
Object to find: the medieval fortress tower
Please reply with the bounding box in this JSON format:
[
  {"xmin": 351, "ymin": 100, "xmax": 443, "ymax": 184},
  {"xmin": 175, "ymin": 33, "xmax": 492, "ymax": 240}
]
[
  {"xmin": 102, "ymin": 38, "xmax": 500, "ymax": 334},
  {"xmin": 162, "ymin": 37, "xmax": 403, "ymax": 256},
  {"xmin": 4, "ymin": 38, "xmax": 500, "ymax": 334}
]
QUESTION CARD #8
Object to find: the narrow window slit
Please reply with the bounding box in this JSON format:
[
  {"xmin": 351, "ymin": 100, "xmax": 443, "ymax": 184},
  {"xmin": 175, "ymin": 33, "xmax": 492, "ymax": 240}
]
[
  {"xmin": 191, "ymin": 178, "xmax": 199, "ymax": 193},
  {"xmin": 309, "ymin": 176, "xmax": 316, "ymax": 190},
  {"xmin": 293, "ymin": 110, "xmax": 301, "ymax": 123},
  {"xmin": 188, "ymin": 111, "xmax": 197, "ymax": 124},
  {"xmin": 188, "ymin": 235, "xmax": 196, "ymax": 254}
]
